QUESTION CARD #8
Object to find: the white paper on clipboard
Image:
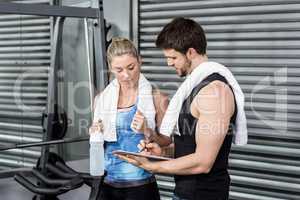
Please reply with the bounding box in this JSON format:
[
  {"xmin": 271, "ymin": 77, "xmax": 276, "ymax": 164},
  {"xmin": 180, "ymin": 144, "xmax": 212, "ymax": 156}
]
[{"xmin": 113, "ymin": 150, "xmax": 172, "ymax": 161}]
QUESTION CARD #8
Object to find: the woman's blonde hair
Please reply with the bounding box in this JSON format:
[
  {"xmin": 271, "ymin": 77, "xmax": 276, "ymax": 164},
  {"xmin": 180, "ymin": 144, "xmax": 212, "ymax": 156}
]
[{"xmin": 107, "ymin": 37, "xmax": 139, "ymax": 66}]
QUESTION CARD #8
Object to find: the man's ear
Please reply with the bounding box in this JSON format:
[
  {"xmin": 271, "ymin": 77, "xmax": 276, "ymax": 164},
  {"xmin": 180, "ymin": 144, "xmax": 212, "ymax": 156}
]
[{"xmin": 186, "ymin": 48, "xmax": 197, "ymax": 59}]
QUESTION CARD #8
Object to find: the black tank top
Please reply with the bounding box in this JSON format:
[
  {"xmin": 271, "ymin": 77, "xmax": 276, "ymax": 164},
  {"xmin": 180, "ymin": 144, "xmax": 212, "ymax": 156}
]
[{"xmin": 174, "ymin": 73, "xmax": 237, "ymax": 200}]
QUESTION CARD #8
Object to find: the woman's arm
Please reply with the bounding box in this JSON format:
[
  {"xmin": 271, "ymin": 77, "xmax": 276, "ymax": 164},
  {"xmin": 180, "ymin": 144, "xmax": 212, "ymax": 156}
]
[
  {"xmin": 147, "ymin": 89, "xmax": 172, "ymax": 146},
  {"xmin": 130, "ymin": 89, "xmax": 172, "ymax": 146},
  {"xmin": 89, "ymin": 92, "xmax": 103, "ymax": 135}
]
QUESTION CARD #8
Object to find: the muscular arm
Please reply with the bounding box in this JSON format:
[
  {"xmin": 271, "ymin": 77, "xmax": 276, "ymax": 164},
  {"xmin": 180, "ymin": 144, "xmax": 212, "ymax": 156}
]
[{"xmin": 145, "ymin": 81, "xmax": 235, "ymax": 175}]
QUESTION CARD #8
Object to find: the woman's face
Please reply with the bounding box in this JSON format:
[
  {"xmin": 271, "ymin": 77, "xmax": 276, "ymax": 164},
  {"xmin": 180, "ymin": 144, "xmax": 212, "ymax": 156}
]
[{"xmin": 110, "ymin": 54, "xmax": 141, "ymax": 87}]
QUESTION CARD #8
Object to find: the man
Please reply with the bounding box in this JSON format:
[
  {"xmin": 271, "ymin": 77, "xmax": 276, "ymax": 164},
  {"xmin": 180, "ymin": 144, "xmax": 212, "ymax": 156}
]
[{"xmin": 117, "ymin": 17, "xmax": 247, "ymax": 200}]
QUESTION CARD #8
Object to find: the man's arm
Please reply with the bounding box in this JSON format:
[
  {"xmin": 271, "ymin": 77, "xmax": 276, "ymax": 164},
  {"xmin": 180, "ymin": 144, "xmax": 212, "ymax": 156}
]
[{"xmin": 130, "ymin": 81, "xmax": 235, "ymax": 175}]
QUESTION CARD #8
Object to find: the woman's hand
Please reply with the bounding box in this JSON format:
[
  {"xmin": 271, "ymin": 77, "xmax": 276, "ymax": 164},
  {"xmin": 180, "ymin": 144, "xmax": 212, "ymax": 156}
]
[
  {"xmin": 89, "ymin": 119, "xmax": 104, "ymax": 135},
  {"xmin": 131, "ymin": 110, "xmax": 149, "ymax": 134},
  {"xmin": 115, "ymin": 154, "xmax": 155, "ymax": 172}
]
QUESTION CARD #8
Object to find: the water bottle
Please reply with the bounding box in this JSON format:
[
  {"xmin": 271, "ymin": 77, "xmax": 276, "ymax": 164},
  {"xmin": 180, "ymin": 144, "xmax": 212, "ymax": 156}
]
[{"xmin": 89, "ymin": 133, "xmax": 104, "ymax": 176}]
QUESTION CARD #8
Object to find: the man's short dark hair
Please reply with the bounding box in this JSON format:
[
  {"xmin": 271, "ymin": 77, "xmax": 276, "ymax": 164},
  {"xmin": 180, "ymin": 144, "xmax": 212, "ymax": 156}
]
[{"xmin": 155, "ymin": 17, "xmax": 207, "ymax": 55}]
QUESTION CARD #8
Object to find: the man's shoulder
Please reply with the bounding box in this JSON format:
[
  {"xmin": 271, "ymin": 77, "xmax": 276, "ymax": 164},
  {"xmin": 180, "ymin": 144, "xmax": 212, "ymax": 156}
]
[
  {"xmin": 194, "ymin": 80, "xmax": 229, "ymax": 97},
  {"xmin": 191, "ymin": 80, "xmax": 234, "ymax": 117}
]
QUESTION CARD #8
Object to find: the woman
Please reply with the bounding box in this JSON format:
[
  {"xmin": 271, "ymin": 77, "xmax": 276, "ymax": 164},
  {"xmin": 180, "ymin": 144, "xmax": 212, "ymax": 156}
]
[{"xmin": 89, "ymin": 37, "xmax": 171, "ymax": 200}]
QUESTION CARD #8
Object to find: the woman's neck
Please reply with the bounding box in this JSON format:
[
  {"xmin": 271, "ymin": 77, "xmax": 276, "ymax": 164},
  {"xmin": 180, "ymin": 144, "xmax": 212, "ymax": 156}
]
[
  {"xmin": 118, "ymin": 84, "xmax": 138, "ymax": 107},
  {"xmin": 120, "ymin": 82, "xmax": 138, "ymax": 92}
]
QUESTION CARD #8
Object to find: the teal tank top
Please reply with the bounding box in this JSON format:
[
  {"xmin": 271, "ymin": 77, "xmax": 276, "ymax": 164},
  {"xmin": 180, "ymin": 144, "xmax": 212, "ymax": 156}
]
[{"xmin": 104, "ymin": 104, "xmax": 152, "ymax": 183}]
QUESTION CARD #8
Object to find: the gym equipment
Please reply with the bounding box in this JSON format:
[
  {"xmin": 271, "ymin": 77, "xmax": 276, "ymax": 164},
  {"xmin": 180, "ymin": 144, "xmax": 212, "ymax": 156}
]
[
  {"xmin": 0, "ymin": 136, "xmax": 89, "ymax": 152},
  {"xmin": 0, "ymin": 1, "xmax": 110, "ymax": 200},
  {"xmin": 15, "ymin": 152, "xmax": 105, "ymax": 200}
]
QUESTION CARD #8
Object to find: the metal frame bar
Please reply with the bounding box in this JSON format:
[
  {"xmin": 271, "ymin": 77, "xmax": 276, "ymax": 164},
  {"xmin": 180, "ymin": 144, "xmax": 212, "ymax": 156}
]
[
  {"xmin": 132, "ymin": 0, "xmax": 139, "ymax": 50},
  {"xmin": 0, "ymin": 168, "xmax": 32, "ymax": 179},
  {"xmin": 0, "ymin": 136, "xmax": 89, "ymax": 151},
  {"xmin": 0, "ymin": 2, "xmax": 100, "ymax": 18},
  {"xmin": 84, "ymin": 17, "xmax": 95, "ymax": 115},
  {"xmin": 40, "ymin": 16, "xmax": 65, "ymax": 174},
  {"xmin": 92, "ymin": 0, "xmax": 109, "ymax": 91}
]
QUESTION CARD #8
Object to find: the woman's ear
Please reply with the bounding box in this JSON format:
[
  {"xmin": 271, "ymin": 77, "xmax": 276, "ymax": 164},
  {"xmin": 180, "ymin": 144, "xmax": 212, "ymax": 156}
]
[{"xmin": 138, "ymin": 55, "xmax": 142, "ymax": 65}]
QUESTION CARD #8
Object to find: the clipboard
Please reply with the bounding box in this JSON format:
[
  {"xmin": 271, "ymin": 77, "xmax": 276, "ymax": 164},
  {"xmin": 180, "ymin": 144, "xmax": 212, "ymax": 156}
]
[{"xmin": 113, "ymin": 150, "xmax": 172, "ymax": 161}]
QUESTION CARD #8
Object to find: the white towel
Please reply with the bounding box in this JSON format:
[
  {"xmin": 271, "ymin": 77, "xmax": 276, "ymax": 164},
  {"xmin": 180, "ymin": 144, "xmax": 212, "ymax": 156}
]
[
  {"xmin": 93, "ymin": 74, "xmax": 156, "ymax": 142},
  {"xmin": 159, "ymin": 61, "xmax": 248, "ymax": 145}
]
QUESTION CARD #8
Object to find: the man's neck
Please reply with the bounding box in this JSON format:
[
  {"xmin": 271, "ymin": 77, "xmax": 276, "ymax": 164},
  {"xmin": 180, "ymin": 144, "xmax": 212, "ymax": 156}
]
[{"xmin": 187, "ymin": 54, "xmax": 208, "ymax": 74}]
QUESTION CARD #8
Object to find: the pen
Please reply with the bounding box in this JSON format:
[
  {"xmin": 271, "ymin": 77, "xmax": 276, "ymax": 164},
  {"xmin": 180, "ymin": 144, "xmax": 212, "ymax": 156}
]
[
  {"xmin": 138, "ymin": 147, "xmax": 146, "ymax": 153},
  {"xmin": 138, "ymin": 139, "xmax": 152, "ymax": 153}
]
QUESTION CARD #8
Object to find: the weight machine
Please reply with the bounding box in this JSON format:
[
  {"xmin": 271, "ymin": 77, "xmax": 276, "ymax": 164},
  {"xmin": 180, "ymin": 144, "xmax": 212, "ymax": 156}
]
[{"xmin": 0, "ymin": 1, "xmax": 110, "ymax": 199}]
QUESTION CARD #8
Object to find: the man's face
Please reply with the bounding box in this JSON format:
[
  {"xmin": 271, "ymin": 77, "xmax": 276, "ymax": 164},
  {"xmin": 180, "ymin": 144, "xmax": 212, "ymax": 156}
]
[{"xmin": 163, "ymin": 49, "xmax": 191, "ymax": 77}]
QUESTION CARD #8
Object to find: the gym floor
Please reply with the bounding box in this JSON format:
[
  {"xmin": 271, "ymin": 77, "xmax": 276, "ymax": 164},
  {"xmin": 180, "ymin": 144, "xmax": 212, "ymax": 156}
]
[{"xmin": 0, "ymin": 159, "xmax": 91, "ymax": 200}]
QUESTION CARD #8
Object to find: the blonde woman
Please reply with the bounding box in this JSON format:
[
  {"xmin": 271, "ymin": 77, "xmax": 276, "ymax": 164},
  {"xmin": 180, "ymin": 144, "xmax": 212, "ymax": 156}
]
[{"xmin": 89, "ymin": 37, "xmax": 171, "ymax": 200}]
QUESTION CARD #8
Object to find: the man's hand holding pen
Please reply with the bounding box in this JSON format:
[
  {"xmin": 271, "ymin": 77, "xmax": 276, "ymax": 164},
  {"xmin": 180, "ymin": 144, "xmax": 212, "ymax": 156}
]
[{"xmin": 137, "ymin": 139, "xmax": 163, "ymax": 156}]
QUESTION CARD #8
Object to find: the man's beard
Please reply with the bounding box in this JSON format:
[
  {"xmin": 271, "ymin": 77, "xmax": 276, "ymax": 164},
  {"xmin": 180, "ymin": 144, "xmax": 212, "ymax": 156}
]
[
  {"xmin": 178, "ymin": 71, "xmax": 187, "ymax": 77},
  {"xmin": 178, "ymin": 58, "xmax": 192, "ymax": 77}
]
